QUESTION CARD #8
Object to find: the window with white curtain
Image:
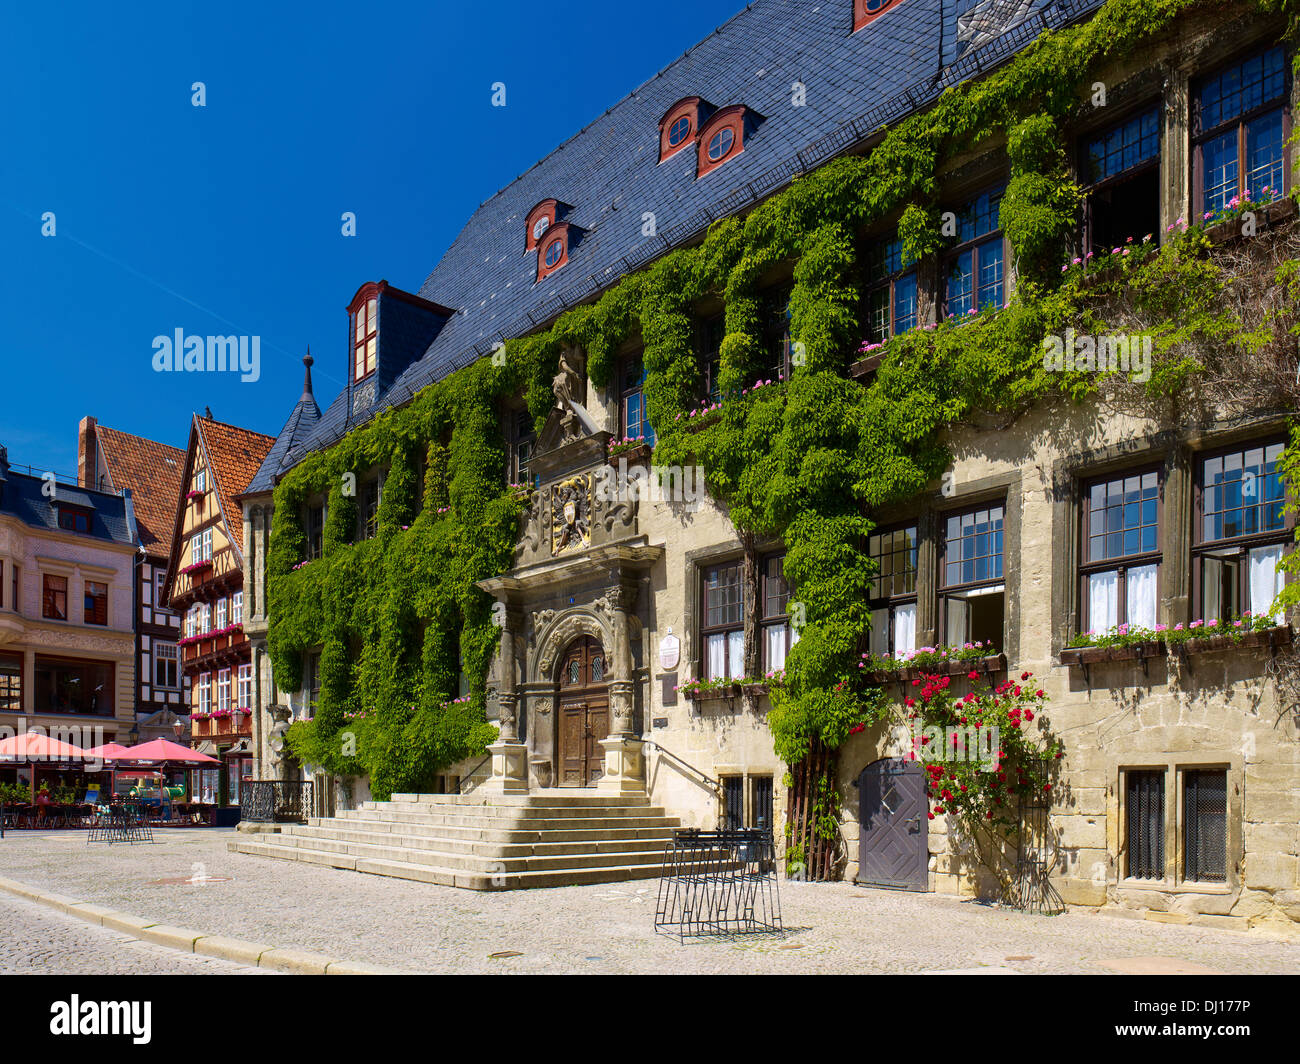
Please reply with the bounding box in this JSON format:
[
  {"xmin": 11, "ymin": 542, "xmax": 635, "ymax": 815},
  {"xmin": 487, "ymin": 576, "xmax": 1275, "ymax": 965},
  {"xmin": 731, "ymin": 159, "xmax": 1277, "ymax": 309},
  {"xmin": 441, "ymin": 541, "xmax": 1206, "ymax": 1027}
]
[
  {"xmin": 760, "ymin": 553, "xmax": 799, "ymax": 671},
  {"xmin": 701, "ymin": 561, "xmax": 745, "ymax": 681},
  {"xmin": 1195, "ymin": 440, "xmax": 1290, "ymax": 623},
  {"xmin": 1080, "ymin": 469, "xmax": 1162, "ymax": 633},
  {"xmin": 868, "ymin": 524, "xmax": 918, "ymax": 657}
]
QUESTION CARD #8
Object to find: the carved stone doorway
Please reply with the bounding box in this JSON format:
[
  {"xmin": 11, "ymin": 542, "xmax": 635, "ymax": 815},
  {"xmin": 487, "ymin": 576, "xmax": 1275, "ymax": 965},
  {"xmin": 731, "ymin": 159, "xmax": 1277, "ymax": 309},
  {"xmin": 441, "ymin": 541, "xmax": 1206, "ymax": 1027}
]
[{"xmin": 557, "ymin": 635, "xmax": 609, "ymax": 787}]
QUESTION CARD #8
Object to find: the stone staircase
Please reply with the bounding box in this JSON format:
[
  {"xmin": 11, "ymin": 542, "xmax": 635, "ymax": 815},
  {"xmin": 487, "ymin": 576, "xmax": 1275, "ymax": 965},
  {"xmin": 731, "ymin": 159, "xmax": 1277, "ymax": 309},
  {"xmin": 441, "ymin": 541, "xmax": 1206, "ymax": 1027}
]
[{"xmin": 227, "ymin": 791, "xmax": 683, "ymax": 890}]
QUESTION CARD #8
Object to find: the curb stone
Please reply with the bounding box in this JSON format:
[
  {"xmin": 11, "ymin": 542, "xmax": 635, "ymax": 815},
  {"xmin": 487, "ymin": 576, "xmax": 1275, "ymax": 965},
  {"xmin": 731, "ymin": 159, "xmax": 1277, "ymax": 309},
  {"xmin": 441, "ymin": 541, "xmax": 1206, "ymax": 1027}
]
[{"xmin": 0, "ymin": 874, "xmax": 400, "ymax": 974}]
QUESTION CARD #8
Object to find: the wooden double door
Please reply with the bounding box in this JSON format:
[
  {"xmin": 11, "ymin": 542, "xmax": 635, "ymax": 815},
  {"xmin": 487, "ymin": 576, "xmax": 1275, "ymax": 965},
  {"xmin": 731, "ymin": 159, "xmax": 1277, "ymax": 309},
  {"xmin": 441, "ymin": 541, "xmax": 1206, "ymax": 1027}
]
[{"xmin": 557, "ymin": 636, "xmax": 609, "ymax": 787}]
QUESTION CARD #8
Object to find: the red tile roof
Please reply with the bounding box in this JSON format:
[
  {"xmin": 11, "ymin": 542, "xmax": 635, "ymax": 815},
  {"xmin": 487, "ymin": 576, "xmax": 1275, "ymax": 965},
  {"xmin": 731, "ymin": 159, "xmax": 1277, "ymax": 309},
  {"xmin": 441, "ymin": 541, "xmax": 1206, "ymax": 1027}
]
[
  {"xmin": 195, "ymin": 416, "xmax": 275, "ymax": 556},
  {"xmin": 94, "ymin": 425, "xmax": 187, "ymax": 556}
]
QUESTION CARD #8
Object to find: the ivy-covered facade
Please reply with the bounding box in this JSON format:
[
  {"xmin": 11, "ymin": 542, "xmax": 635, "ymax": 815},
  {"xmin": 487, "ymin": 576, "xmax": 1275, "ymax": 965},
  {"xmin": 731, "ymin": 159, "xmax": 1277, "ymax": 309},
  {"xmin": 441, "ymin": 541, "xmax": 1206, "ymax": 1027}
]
[{"xmin": 239, "ymin": 0, "xmax": 1300, "ymax": 928}]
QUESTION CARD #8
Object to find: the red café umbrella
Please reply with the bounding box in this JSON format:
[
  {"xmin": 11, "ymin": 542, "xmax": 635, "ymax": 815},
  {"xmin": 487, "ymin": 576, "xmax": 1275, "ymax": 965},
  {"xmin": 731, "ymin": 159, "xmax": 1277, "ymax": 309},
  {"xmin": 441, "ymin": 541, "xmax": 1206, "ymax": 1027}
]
[
  {"xmin": 122, "ymin": 738, "xmax": 220, "ymax": 766},
  {"xmin": 0, "ymin": 732, "xmax": 90, "ymax": 802},
  {"xmin": 84, "ymin": 742, "xmax": 138, "ymax": 762}
]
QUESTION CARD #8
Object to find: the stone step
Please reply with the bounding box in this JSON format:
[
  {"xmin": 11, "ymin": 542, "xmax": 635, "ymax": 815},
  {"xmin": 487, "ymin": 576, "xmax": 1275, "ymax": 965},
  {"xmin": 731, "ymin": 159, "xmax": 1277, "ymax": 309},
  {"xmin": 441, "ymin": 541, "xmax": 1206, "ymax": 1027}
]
[
  {"xmin": 278, "ymin": 832, "xmax": 673, "ymax": 873},
  {"xmin": 383, "ymin": 792, "xmax": 652, "ymax": 808},
  {"xmin": 285, "ymin": 822, "xmax": 676, "ymax": 856},
  {"xmin": 229, "ymin": 837, "xmax": 675, "ymax": 890},
  {"xmin": 304, "ymin": 815, "xmax": 676, "ymax": 846},
  {"xmin": 332, "ymin": 810, "xmax": 676, "ymax": 831},
  {"xmin": 354, "ymin": 801, "xmax": 668, "ymax": 821}
]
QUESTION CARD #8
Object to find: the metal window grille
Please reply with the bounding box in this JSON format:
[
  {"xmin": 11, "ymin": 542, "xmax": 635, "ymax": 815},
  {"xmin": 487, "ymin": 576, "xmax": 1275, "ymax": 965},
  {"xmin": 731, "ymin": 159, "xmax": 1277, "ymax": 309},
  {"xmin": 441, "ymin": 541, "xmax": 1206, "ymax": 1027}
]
[
  {"xmin": 722, "ymin": 776, "xmax": 744, "ymax": 830},
  {"xmin": 1126, "ymin": 770, "xmax": 1165, "ymax": 880},
  {"xmin": 752, "ymin": 775, "xmax": 773, "ymax": 831},
  {"xmin": 1184, "ymin": 770, "xmax": 1227, "ymax": 883}
]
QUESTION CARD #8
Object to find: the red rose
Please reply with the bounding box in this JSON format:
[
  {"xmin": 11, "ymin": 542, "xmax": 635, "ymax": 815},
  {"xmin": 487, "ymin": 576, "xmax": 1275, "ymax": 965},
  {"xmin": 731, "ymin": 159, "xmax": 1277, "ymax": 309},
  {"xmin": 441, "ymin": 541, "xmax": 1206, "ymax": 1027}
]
[
  {"xmin": 1021, "ymin": 671, "xmax": 1031, "ymax": 680},
  {"xmin": 927, "ymin": 812, "xmax": 935, "ymax": 820},
  {"xmin": 968, "ymin": 670, "xmax": 979, "ymax": 680},
  {"xmin": 1035, "ymin": 689, "xmax": 1044, "ymax": 698},
  {"xmin": 1024, "ymin": 710, "xmax": 1034, "ymax": 721}
]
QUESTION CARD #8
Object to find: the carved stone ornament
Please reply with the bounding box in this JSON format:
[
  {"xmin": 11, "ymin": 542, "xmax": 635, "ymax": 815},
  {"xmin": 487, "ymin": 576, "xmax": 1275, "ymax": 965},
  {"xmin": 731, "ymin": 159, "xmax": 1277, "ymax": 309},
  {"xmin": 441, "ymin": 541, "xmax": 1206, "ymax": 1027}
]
[
  {"xmin": 533, "ymin": 696, "xmax": 552, "ymax": 717},
  {"xmin": 551, "ymin": 473, "xmax": 593, "ymax": 555}
]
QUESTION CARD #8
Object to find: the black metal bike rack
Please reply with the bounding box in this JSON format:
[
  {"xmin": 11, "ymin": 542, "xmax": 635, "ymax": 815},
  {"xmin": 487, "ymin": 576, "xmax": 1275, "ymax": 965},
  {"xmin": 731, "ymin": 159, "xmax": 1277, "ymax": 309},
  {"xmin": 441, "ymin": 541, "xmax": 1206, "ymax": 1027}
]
[{"xmin": 655, "ymin": 828, "xmax": 783, "ymax": 940}]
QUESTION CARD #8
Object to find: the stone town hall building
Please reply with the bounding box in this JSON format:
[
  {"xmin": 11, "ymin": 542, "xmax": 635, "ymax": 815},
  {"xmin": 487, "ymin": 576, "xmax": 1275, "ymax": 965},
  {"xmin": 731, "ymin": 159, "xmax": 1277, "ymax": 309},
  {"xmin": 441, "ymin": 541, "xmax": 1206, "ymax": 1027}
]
[{"xmin": 235, "ymin": 0, "xmax": 1299, "ymax": 931}]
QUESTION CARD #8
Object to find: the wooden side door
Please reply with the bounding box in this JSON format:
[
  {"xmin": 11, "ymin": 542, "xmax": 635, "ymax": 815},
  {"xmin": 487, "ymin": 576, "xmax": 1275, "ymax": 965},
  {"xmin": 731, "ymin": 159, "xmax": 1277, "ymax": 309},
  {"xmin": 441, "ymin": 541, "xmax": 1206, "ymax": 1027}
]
[{"xmin": 857, "ymin": 758, "xmax": 929, "ymax": 891}]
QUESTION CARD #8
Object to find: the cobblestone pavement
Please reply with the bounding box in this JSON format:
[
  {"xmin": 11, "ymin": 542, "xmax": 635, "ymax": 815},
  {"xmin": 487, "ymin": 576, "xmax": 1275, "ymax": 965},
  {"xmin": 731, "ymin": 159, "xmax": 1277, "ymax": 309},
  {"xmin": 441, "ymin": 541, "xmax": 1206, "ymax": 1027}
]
[
  {"xmin": 1, "ymin": 829, "xmax": 1297, "ymax": 974},
  {"xmin": 0, "ymin": 890, "xmax": 271, "ymax": 975}
]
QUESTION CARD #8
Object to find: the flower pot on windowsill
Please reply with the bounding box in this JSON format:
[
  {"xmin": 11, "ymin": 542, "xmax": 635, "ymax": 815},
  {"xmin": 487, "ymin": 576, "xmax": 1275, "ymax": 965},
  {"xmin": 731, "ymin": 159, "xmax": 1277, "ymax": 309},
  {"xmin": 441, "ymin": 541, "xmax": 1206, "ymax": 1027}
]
[
  {"xmin": 1169, "ymin": 625, "xmax": 1292, "ymax": 657},
  {"xmin": 1059, "ymin": 642, "xmax": 1167, "ymax": 667},
  {"xmin": 862, "ymin": 652, "xmax": 1006, "ymax": 684},
  {"xmin": 607, "ymin": 443, "xmax": 652, "ymax": 467}
]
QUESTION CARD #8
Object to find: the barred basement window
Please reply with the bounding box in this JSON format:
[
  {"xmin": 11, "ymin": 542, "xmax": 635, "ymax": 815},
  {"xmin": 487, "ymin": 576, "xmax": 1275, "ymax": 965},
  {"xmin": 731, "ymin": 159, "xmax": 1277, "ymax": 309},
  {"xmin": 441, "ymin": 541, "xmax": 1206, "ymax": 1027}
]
[
  {"xmin": 1125, "ymin": 769, "xmax": 1165, "ymax": 880},
  {"xmin": 1184, "ymin": 769, "xmax": 1227, "ymax": 883},
  {"xmin": 722, "ymin": 775, "xmax": 744, "ymax": 830},
  {"xmin": 752, "ymin": 775, "xmax": 774, "ymax": 831}
]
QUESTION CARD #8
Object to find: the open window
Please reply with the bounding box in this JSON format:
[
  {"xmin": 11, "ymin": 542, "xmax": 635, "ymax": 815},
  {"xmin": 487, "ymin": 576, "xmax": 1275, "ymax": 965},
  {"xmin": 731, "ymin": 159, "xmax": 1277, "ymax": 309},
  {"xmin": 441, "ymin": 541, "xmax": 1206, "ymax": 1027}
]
[
  {"xmin": 938, "ymin": 503, "xmax": 1005, "ymax": 648},
  {"xmin": 697, "ymin": 314, "xmax": 725, "ymax": 403},
  {"xmin": 1081, "ymin": 106, "xmax": 1161, "ymax": 255}
]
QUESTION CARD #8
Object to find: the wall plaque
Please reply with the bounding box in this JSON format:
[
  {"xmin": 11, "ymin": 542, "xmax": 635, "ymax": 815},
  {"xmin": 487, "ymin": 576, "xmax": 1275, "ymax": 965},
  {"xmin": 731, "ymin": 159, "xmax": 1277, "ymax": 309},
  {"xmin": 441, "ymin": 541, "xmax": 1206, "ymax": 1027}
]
[
  {"xmin": 660, "ymin": 672, "xmax": 677, "ymax": 706},
  {"xmin": 652, "ymin": 717, "xmax": 668, "ymax": 729},
  {"xmin": 658, "ymin": 628, "xmax": 680, "ymax": 670}
]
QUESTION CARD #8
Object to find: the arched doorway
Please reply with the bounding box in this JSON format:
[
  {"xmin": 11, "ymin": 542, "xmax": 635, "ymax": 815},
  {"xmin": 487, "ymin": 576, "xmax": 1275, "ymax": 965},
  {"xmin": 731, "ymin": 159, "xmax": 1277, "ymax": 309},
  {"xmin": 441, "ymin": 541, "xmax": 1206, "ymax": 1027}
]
[{"xmin": 556, "ymin": 635, "xmax": 609, "ymax": 787}]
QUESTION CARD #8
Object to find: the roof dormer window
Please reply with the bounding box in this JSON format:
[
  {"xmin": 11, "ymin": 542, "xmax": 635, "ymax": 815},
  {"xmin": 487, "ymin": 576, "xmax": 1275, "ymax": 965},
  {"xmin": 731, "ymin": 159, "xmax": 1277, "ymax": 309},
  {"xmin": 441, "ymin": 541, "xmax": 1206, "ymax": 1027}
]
[
  {"xmin": 537, "ymin": 222, "xmax": 577, "ymax": 282},
  {"xmin": 854, "ymin": 0, "xmax": 905, "ymax": 33},
  {"xmin": 696, "ymin": 106, "xmax": 759, "ymax": 178},
  {"xmin": 525, "ymin": 199, "xmax": 571, "ymax": 253},
  {"xmin": 659, "ymin": 97, "xmax": 714, "ymax": 163},
  {"xmin": 348, "ymin": 283, "xmax": 381, "ymax": 382}
]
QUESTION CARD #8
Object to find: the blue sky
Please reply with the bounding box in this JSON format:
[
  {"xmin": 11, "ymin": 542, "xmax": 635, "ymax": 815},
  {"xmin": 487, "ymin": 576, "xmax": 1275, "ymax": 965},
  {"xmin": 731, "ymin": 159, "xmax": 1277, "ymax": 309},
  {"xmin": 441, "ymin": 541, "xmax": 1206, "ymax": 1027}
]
[{"xmin": 0, "ymin": 0, "xmax": 742, "ymax": 477}]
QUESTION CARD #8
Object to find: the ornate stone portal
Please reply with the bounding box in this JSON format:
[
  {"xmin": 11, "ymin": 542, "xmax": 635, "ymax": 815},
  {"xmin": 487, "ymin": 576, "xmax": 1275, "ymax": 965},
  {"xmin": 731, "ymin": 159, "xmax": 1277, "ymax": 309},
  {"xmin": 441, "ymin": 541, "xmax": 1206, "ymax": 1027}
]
[{"xmin": 477, "ymin": 370, "xmax": 662, "ymax": 794}]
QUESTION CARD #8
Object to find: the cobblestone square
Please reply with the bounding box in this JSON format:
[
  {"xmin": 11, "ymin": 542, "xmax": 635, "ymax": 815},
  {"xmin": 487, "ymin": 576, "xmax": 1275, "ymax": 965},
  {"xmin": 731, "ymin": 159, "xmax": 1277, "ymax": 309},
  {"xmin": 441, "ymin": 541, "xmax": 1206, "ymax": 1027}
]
[{"xmin": 1, "ymin": 829, "xmax": 1296, "ymax": 974}]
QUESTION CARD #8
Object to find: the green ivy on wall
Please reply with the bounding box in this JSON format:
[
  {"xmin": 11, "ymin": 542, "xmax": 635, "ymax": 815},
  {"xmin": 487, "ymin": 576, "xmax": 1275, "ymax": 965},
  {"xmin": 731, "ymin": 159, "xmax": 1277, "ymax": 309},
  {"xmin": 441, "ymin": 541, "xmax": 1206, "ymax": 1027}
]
[{"xmin": 268, "ymin": 0, "xmax": 1299, "ymax": 801}]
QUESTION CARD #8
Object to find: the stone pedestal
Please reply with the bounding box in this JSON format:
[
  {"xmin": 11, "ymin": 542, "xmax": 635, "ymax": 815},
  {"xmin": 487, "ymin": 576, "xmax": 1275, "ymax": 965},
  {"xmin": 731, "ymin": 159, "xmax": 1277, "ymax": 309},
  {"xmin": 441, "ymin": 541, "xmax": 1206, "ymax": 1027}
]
[
  {"xmin": 596, "ymin": 736, "xmax": 647, "ymax": 796},
  {"xmin": 480, "ymin": 740, "xmax": 530, "ymax": 795}
]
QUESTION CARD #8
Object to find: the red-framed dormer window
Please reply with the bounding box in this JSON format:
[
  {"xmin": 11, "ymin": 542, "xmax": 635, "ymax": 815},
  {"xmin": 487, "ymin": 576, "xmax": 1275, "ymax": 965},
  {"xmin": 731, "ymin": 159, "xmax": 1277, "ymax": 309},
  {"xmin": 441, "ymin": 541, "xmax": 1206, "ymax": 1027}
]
[
  {"xmin": 697, "ymin": 106, "xmax": 749, "ymax": 178},
  {"xmin": 525, "ymin": 200, "xmax": 560, "ymax": 252},
  {"xmin": 853, "ymin": 0, "xmax": 905, "ymax": 33},
  {"xmin": 659, "ymin": 97, "xmax": 712, "ymax": 163},
  {"xmin": 348, "ymin": 282, "xmax": 382, "ymax": 382},
  {"xmin": 536, "ymin": 222, "xmax": 575, "ymax": 282}
]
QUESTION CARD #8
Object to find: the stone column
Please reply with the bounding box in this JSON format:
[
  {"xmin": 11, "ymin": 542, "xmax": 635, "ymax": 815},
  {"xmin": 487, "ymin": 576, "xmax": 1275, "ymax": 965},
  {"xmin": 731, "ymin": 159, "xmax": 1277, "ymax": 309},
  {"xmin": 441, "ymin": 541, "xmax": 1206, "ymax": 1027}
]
[
  {"xmin": 482, "ymin": 607, "xmax": 529, "ymax": 795},
  {"xmin": 599, "ymin": 581, "xmax": 647, "ymax": 795}
]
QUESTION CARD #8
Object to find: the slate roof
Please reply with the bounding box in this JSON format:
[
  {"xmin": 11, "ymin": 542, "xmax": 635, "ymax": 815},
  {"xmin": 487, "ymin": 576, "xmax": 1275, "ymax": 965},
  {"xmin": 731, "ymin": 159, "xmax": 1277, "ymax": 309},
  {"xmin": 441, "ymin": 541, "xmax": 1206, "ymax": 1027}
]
[
  {"xmin": 0, "ymin": 465, "xmax": 135, "ymax": 546},
  {"xmin": 94, "ymin": 425, "xmax": 187, "ymax": 556},
  {"xmin": 249, "ymin": 0, "xmax": 1107, "ymax": 493},
  {"xmin": 243, "ymin": 357, "xmax": 322, "ymax": 497},
  {"xmin": 195, "ymin": 416, "xmax": 276, "ymax": 556}
]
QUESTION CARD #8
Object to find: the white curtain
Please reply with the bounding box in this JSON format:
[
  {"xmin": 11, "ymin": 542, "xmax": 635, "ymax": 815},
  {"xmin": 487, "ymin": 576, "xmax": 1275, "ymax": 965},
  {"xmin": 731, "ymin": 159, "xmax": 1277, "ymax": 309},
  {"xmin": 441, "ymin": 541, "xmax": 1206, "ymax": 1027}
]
[
  {"xmin": 1126, "ymin": 564, "xmax": 1158, "ymax": 630},
  {"xmin": 766, "ymin": 625, "xmax": 787, "ymax": 671},
  {"xmin": 707, "ymin": 633, "xmax": 726, "ymax": 681},
  {"xmin": 1249, "ymin": 545, "xmax": 1285, "ymax": 624},
  {"xmin": 1088, "ymin": 570, "xmax": 1119, "ymax": 633},
  {"xmin": 870, "ymin": 608, "xmax": 890, "ymax": 656},
  {"xmin": 894, "ymin": 603, "xmax": 917, "ymax": 656},
  {"xmin": 728, "ymin": 630, "xmax": 744, "ymax": 679},
  {"xmin": 945, "ymin": 597, "xmax": 969, "ymax": 646}
]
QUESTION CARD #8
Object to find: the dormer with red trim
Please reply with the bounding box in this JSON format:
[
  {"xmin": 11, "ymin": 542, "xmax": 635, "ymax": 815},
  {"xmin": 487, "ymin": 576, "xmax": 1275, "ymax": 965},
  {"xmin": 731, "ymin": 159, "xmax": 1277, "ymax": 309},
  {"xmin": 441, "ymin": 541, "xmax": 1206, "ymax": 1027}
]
[
  {"xmin": 658, "ymin": 97, "xmax": 716, "ymax": 163},
  {"xmin": 345, "ymin": 281, "xmax": 456, "ymax": 419},
  {"xmin": 524, "ymin": 198, "xmax": 573, "ymax": 252},
  {"xmin": 535, "ymin": 221, "xmax": 585, "ymax": 283},
  {"xmin": 696, "ymin": 105, "xmax": 762, "ymax": 178},
  {"xmin": 853, "ymin": 0, "xmax": 906, "ymax": 33}
]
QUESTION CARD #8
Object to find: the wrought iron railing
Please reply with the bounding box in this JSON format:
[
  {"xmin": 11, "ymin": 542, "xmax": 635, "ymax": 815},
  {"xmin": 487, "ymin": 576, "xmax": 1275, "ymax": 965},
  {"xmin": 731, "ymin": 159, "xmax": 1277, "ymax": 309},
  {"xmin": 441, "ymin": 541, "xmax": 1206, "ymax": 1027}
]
[
  {"xmin": 459, "ymin": 756, "xmax": 491, "ymax": 794},
  {"xmin": 240, "ymin": 780, "xmax": 314, "ymax": 824}
]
